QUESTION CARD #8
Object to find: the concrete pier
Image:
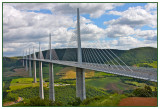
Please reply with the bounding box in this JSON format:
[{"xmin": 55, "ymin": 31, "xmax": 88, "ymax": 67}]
[
  {"xmin": 76, "ymin": 67, "xmax": 86, "ymax": 101},
  {"xmin": 29, "ymin": 49, "xmax": 32, "ymax": 77},
  {"xmin": 49, "ymin": 63, "xmax": 55, "ymax": 101},
  {"xmin": 48, "ymin": 33, "xmax": 55, "ymax": 101},
  {"xmin": 25, "ymin": 51, "xmax": 28, "ymax": 71},
  {"xmin": 39, "ymin": 61, "xmax": 44, "ymax": 99},
  {"xmin": 26, "ymin": 59, "xmax": 28, "ymax": 71},
  {"xmin": 33, "ymin": 60, "xmax": 37, "ymax": 83},
  {"xmin": 29, "ymin": 60, "xmax": 32, "ymax": 77}
]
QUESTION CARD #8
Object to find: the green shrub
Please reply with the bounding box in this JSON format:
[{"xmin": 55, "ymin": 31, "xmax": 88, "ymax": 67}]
[
  {"xmin": 67, "ymin": 97, "xmax": 82, "ymax": 106},
  {"xmin": 28, "ymin": 97, "xmax": 63, "ymax": 106},
  {"xmin": 133, "ymin": 85, "xmax": 153, "ymax": 97},
  {"xmin": 3, "ymin": 93, "xmax": 18, "ymax": 102},
  {"xmin": 81, "ymin": 96, "xmax": 101, "ymax": 105}
]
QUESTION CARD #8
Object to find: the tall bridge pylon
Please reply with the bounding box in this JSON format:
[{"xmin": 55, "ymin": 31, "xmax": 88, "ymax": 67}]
[
  {"xmin": 76, "ymin": 8, "xmax": 86, "ymax": 101},
  {"xmin": 39, "ymin": 42, "xmax": 44, "ymax": 99},
  {"xmin": 49, "ymin": 33, "xmax": 55, "ymax": 101}
]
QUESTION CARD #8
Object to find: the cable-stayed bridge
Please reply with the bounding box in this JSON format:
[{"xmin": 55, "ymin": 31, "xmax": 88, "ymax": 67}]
[{"xmin": 22, "ymin": 8, "xmax": 157, "ymax": 101}]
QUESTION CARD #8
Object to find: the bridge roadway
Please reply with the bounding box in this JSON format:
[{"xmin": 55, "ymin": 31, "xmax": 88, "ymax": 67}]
[{"xmin": 26, "ymin": 58, "xmax": 157, "ymax": 82}]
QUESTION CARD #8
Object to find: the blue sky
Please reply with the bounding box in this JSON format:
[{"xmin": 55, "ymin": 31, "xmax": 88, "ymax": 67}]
[{"xmin": 3, "ymin": 3, "xmax": 157, "ymax": 56}]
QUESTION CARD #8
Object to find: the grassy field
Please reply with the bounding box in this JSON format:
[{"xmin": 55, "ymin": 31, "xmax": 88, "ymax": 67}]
[
  {"xmin": 8, "ymin": 78, "xmax": 41, "ymax": 91},
  {"xmin": 56, "ymin": 67, "xmax": 95, "ymax": 79},
  {"xmin": 85, "ymin": 71, "xmax": 157, "ymax": 94},
  {"xmin": 85, "ymin": 77, "xmax": 134, "ymax": 93}
]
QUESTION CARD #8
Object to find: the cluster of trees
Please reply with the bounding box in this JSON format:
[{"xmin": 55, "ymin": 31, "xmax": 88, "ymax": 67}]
[
  {"xmin": 24, "ymin": 97, "xmax": 63, "ymax": 106},
  {"xmin": 133, "ymin": 85, "xmax": 157, "ymax": 97},
  {"xmin": 3, "ymin": 93, "xmax": 18, "ymax": 103},
  {"xmin": 8, "ymin": 85, "xmax": 108, "ymax": 106}
]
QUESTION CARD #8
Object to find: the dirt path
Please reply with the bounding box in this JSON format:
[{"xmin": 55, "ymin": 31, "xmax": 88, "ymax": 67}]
[
  {"xmin": 118, "ymin": 97, "xmax": 157, "ymax": 106},
  {"xmin": 3, "ymin": 97, "xmax": 23, "ymax": 106}
]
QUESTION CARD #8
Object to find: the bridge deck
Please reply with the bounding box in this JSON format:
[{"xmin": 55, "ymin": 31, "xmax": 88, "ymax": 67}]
[{"xmin": 25, "ymin": 59, "xmax": 157, "ymax": 82}]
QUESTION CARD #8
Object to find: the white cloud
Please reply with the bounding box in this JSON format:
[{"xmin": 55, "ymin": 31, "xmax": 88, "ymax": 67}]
[
  {"xmin": 135, "ymin": 29, "xmax": 157, "ymax": 40},
  {"xmin": 3, "ymin": 4, "xmax": 75, "ymax": 43},
  {"xmin": 106, "ymin": 37, "xmax": 157, "ymax": 50},
  {"xmin": 105, "ymin": 25, "xmax": 134, "ymax": 38},
  {"xmin": 145, "ymin": 3, "xmax": 157, "ymax": 11},
  {"xmin": 105, "ymin": 4, "xmax": 157, "ymax": 28},
  {"xmin": 8, "ymin": 3, "xmax": 124, "ymax": 18},
  {"xmin": 3, "ymin": 48, "xmax": 15, "ymax": 52}
]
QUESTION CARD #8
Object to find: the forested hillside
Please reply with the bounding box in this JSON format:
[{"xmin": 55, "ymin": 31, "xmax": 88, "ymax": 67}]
[
  {"xmin": 3, "ymin": 47, "xmax": 157, "ymax": 68},
  {"xmin": 40, "ymin": 47, "xmax": 157, "ymax": 66}
]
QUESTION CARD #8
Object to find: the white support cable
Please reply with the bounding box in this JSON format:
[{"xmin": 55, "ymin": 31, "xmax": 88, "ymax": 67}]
[
  {"xmin": 82, "ymin": 48, "xmax": 88, "ymax": 63},
  {"xmin": 81, "ymin": 30, "xmax": 100, "ymax": 68},
  {"xmin": 97, "ymin": 49, "xmax": 113, "ymax": 69},
  {"xmin": 82, "ymin": 48, "xmax": 90, "ymax": 64},
  {"xmin": 89, "ymin": 41, "xmax": 116, "ymax": 70},
  {"xmin": 83, "ymin": 47, "xmax": 97, "ymax": 67},
  {"xmin": 93, "ymin": 40, "xmax": 113, "ymax": 69},
  {"xmin": 87, "ymin": 48, "xmax": 101, "ymax": 68},
  {"xmin": 62, "ymin": 32, "xmax": 76, "ymax": 61},
  {"xmin": 96, "ymin": 40, "xmax": 120, "ymax": 70},
  {"xmin": 96, "ymin": 39, "xmax": 126, "ymax": 71},
  {"xmin": 88, "ymin": 47, "xmax": 104, "ymax": 69},
  {"xmin": 92, "ymin": 48, "xmax": 105, "ymax": 68},
  {"xmin": 84, "ymin": 43, "xmax": 98, "ymax": 65},
  {"xmin": 70, "ymin": 31, "xmax": 78, "ymax": 62},
  {"xmin": 85, "ymin": 48, "xmax": 98, "ymax": 66},
  {"xmin": 108, "ymin": 49, "xmax": 133, "ymax": 72},
  {"xmin": 89, "ymin": 41, "xmax": 113, "ymax": 70},
  {"xmin": 82, "ymin": 26, "xmax": 109, "ymax": 69},
  {"xmin": 82, "ymin": 49, "xmax": 87, "ymax": 63},
  {"xmin": 83, "ymin": 48, "xmax": 96, "ymax": 68},
  {"xmin": 105, "ymin": 49, "xmax": 126, "ymax": 71},
  {"xmin": 93, "ymin": 49, "xmax": 109, "ymax": 70}
]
